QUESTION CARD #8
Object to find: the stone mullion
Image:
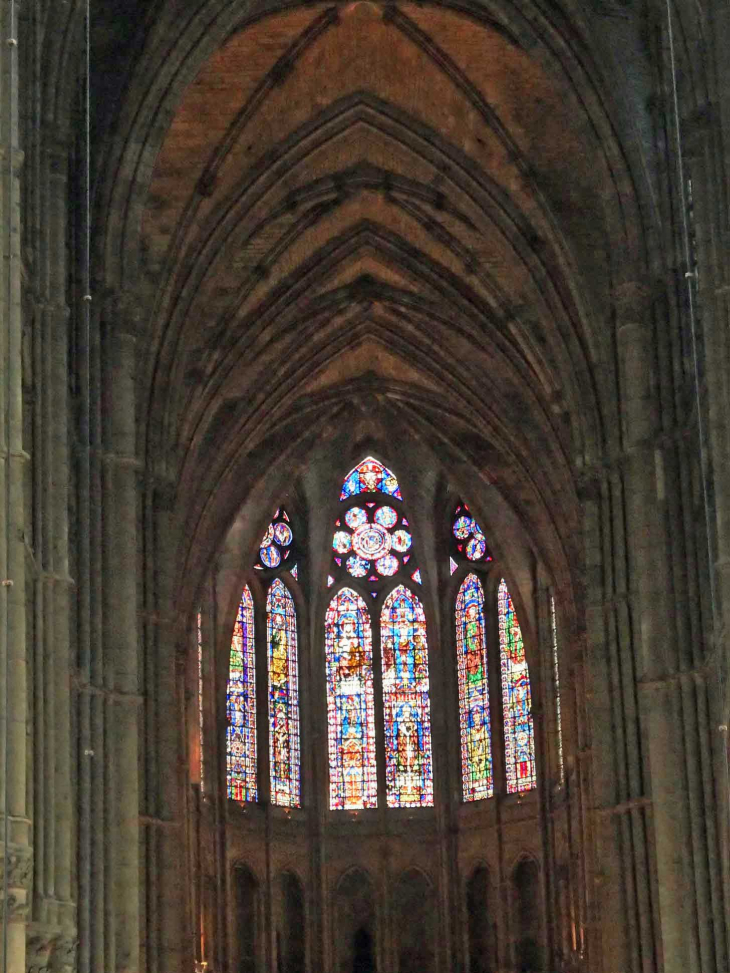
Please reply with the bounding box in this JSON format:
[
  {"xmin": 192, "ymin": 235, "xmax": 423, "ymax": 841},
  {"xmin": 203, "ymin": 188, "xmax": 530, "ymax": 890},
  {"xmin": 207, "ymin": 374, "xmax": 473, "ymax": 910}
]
[
  {"xmin": 535, "ymin": 578, "xmax": 556, "ymax": 970},
  {"xmin": 610, "ymin": 468, "xmax": 656, "ymax": 973},
  {"xmin": 582, "ymin": 478, "xmax": 628, "ymax": 973},
  {"xmin": 48, "ymin": 135, "xmax": 74, "ymax": 953},
  {"xmin": 0, "ymin": 0, "xmax": 30, "ymax": 964},
  {"xmin": 153, "ymin": 485, "xmax": 187, "ymax": 973},
  {"xmin": 101, "ymin": 303, "xmax": 140, "ymax": 973},
  {"xmin": 439, "ymin": 571, "xmax": 463, "ymax": 973}
]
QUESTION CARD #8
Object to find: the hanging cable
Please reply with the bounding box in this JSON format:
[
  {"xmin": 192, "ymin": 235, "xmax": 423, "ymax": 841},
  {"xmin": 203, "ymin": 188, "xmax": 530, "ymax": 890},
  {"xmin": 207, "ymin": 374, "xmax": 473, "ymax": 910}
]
[
  {"xmin": 665, "ymin": 0, "xmax": 730, "ymax": 799},
  {"xmin": 2, "ymin": 0, "xmax": 18, "ymax": 964}
]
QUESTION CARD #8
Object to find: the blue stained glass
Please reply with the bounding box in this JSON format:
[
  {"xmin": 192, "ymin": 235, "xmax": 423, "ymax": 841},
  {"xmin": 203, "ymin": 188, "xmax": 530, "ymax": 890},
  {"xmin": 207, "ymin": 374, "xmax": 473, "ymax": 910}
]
[
  {"xmin": 267, "ymin": 579, "xmax": 301, "ymax": 807},
  {"xmin": 227, "ymin": 587, "xmax": 257, "ymax": 803},
  {"xmin": 381, "ymin": 586, "xmax": 434, "ymax": 807},
  {"xmin": 456, "ymin": 575, "xmax": 492, "ymax": 801},
  {"xmin": 498, "ymin": 579, "xmax": 536, "ymax": 794},
  {"xmin": 325, "ymin": 588, "xmax": 377, "ymax": 810},
  {"xmin": 340, "ymin": 457, "xmax": 402, "ymax": 500}
]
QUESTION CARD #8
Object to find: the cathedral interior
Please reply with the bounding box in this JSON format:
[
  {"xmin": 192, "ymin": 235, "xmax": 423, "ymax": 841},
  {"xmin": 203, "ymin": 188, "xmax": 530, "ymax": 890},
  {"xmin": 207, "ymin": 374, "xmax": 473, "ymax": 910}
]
[{"xmin": 1, "ymin": 0, "xmax": 730, "ymax": 970}]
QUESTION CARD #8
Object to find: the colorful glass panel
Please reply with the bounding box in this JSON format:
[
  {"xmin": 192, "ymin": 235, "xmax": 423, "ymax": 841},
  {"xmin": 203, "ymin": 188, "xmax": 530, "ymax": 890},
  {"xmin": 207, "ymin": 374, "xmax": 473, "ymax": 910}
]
[
  {"xmin": 456, "ymin": 575, "xmax": 493, "ymax": 801},
  {"xmin": 451, "ymin": 503, "xmax": 492, "ymax": 563},
  {"xmin": 381, "ymin": 586, "xmax": 434, "ymax": 807},
  {"xmin": 274, "ymin": 523, "xmax": 293, "ymax": 546},
  {"xmin": 391, "ymin": 530, "xmax": 412, "ymax": 552},
  {"xmin": 197, "ymin": 610, "xmax": 205, "ymax": 790},
  {"xmin": 291, "ymin": 564, "xmax": 298, "ymax": 581},
  {"xmin": 340, "ymin": 457, "xmax": 402, "ymax": 500},
  {"xmin": 325, "ymin": 588, "xmax": 378, "ymax": 810},
  {"xmin": 345, "ymin": 507, "xmax": 368, "ymax": 529},
  {"xmin": 410, "ymin": 569, "xmax": 422, "ymax": 584},
  {"xmin": 376, "ymin": 554, "xmax": 399, "ymax": 576},
  {"xmin": 498, "ymin": 579, "xmax": 536, "ymax": 793},
  {"xmin": 227, "ymin": 587, "xmax": 257, "ymax": 803},
  {"xmin": 449, "ymin": 557, "xmax": 458, "ymax": 576},
  {"xmin": 374, "ymin": 505, "xmax": 398, "ymax": 528},
  {"xmin": 550, "ymin": 595, "xmax": 564, "ymax": 784},
  {"xmin": 267, "ymin": 579, "xmax": 301, "ymax": 807},
  {"xmin": 346, "ymin": 555, "xmax": 369, "ymax": 577}
]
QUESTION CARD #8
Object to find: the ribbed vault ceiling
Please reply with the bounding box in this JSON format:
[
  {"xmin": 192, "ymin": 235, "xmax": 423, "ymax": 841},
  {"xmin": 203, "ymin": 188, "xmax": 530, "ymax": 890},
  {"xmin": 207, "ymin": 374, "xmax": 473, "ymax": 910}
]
[{"xmin": 130, "ymin": 0, "xmax": 644, "ymax": 595}]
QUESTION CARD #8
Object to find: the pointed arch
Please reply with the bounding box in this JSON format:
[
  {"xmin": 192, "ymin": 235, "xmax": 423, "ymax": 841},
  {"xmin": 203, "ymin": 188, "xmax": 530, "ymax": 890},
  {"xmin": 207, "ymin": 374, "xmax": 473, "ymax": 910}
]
[
  {"xmin": 340, "ymin": 456, "xmax": 402, "ymax": 500},
  {"xmin": 325, "ymin": 587, "xmax": 377, "ymax": 810},
  {"xmin": 267, "ymin": 579, "xmax": 301, "ymax": 807},
  {"xmin": 456, "ymin": 574, "xmax": 493, "ymax": 801},
  {"xmin": 227, "ymin": 586, "xmax": 257, "ymax": 802},
  {"xmin": 498, "ymin": 579, "xmax": 536, "ymax": 794},
  {"xmin": 380, "ymin": 585, "xmax": 434, "ymax": 807}
]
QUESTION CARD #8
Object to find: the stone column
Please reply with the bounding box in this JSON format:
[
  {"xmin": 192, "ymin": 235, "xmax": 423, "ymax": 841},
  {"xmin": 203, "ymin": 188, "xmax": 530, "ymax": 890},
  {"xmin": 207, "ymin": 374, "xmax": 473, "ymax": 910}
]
[
  {"xmin": 102, "ymin": 294, "xmax": 141, "ymax": 972},
  {"xmin": 0, "ymin": 0, "xmax": 30, "ymax": 966},
  {"xmin": 617, "ymin": 281, "xmax": 693, "ymax": 973}
]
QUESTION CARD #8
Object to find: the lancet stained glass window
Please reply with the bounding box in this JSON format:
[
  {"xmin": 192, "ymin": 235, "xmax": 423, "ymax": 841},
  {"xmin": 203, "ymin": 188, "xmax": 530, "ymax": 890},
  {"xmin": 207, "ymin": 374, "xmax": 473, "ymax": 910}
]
[
  {"xmin": 498, "ymin": 579, "xmax": 536, "ymax": 793},
  {"xmin": 381, "ymin": 585, "xmax": 434, "ymax": 807},
  {"xmin": 550, "ymin": 595, "xmax": 564, "ymax": 784},
  {"xmin": 267, "ymin": 579, "xmax": 301, "ymax": 807},
  {"xmin": 325, "ymin": 588, "xmax": 377, "ymax": 810},
  {"xmin": 456, "ymin": 575, "xmax": 493, "ymax": 800},
  {"xmin": 227, "ymin": 586, "xmax": 257, "ymax": 802}
]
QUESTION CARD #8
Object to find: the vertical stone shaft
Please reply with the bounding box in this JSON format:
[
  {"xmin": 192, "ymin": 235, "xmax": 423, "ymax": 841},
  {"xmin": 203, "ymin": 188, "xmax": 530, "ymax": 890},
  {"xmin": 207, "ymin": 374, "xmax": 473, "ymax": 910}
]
[
  {"xmin": 103, "ymin": 302, "xmax": 140, "ymax": 972},
  {"xmin": 618, "ymin": 284, "xmax": 690, "ymax": 972},
  {"xmin": 0, "ymin": 1, "xmax": 28, "ymax": 967}
]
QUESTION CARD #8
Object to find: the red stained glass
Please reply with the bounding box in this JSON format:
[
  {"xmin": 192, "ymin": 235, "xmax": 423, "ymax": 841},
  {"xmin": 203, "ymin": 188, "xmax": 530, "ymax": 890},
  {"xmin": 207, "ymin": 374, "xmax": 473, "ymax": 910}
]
[
  {"xmin": 268, "ymin": 579, "xmax": 301, "ymax": 807},
  {"xmin": 498, "ymin": 579, "xmax": 536, "ymax": 794},
  {"xmin": 381, "ymin": 586, "xmax": 434, "ymax": 807},
  {"xmin": 227, "ymin": 587, "xmax": 257, "ymax": 803},
  {"xmin": 325, "ymin": 588, "xmax": 377, "ymax": 810},
  {"xmin": 456, "ymin": 575, "xmax": 493, "ymax": 801}
]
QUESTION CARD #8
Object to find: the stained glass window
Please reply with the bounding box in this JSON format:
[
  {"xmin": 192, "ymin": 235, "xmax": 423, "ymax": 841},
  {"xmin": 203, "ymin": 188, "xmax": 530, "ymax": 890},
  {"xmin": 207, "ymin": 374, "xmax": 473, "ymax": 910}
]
[
  {"xmin": 267, "ymin": 579, "xmax": 301, "ymax": 807},
  {"xmin": 329, "ymin": 462, "xmax": 421, "ymax": 596},
  {"xmin": 256, "ymin": 508, "xmax": 295, "ymax": 571},
  {"xmin": 325, "ymin": 588, "xmax": 377, "ymax": 810},
  {"xmin": 381, "ymin": 586, "xmax": 434, "ymax": 807},
  {"xmin": 340, "ymin": 457, "xmax": 402, "ymax": 500},
  {"xmin": 451, "ymin": 502, "xmax": 492, "ymax": 563},
  {"xmin": 498, "ymin": 579, "xmax": 536, "ymax": 793},
  {"xmin": 227, "ymin": 587, "xmax": 257, "ymax": 802},
  {"xmin": 550, "ymin": 595, "xmax": 564, "ymax": 784},
  {"xmin": 197, "ymin": 609, "xmax": 205, "ymax": 791},
  {"xmin": 456, "ymin": 575, "xmax": 493, "ymax": 800}
]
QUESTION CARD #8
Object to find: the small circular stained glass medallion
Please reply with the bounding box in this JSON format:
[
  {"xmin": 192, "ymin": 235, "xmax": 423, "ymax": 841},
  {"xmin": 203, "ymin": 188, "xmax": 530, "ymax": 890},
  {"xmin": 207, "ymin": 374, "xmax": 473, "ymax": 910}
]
[
  {"xmin": 346, "ymin": 555, "xmax": 369, "ymax": 578},
  {"xmin": 374, "ymin": 506, "xmax": 398, "ymax": 529},
  {"xmin": 345, "ymin": 507, "xmax": 368, "ymax": 529},
  {"xmin": 260, "ymin": 523, "xmax": 275, "ymax": 547},
  {"xmin": 333, "ymin": 531, "xmax": 353, "ymax": 554},
  {"xmin": 453, "ymin": 515, "xmax": 473, "ymax": 540},
  {"xmin": 391, "ymin": 529, "xmax": 412, "ymax": 552},
  {"xmin": 375, "ymin": 554, "xmax": 399, "ymax": 576},
  {"xmin": 260, "ymin": 545, "xmax": 281, "ymax": 568},
  {"xmin": 274, "ymin": 522, "xmax": 293, "ymax": 546},
  {"xmin": 352, "ymin": 523, "xmax": 392, "ymax": 560},
  {"xmin": 466, "ymin": 534, "xmax": 486, "ymax": 561}
]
